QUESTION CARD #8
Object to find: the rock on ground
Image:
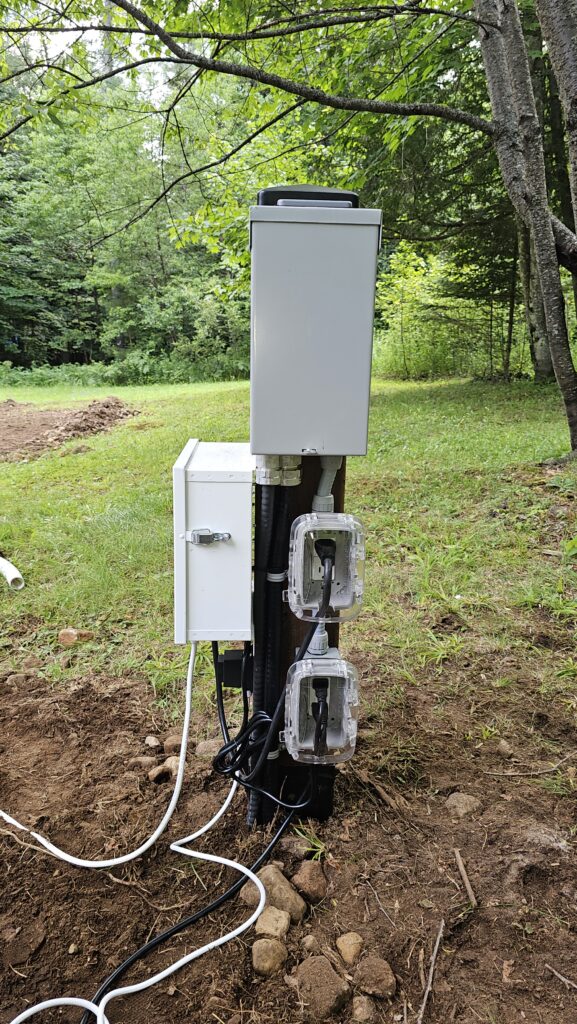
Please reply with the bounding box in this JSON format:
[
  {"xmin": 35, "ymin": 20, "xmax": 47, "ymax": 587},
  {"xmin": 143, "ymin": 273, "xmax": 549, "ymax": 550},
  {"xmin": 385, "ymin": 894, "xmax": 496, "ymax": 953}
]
[
  {"xmin": 241, "ymin": 865, "xmax": 306, "ymax": 923},
  {"xmin": 196, "ymin": 738, "xmax": 222, "ymax": 758},
  {"xmin": 295, "ymin": 955, "xmax": 350, "ymax": 1020},
  {"xmin": 252, "ymin": 937, "xmax": 287, "ymax": 976},
  {"xmin": 300, "ymin": 934, "xmax": 321, "ymax": 956},
  {"xmin": 163, "ymin": 732, "xmax": 183, "ymax": 755},
  {"xmin": 291, "ymin": 860, "xmax": 327, "ymax": 903},
  {"xmin": 255, "ymin": 906, "xmax": 291, "ymax": 939},
  {"xmin": 352, "ymin": 995, "xmax": 376, "ymax": 1022},
  {"xmin": 355, "ymin": 956, "xmax": 396, "ymax": 998},
  {"xmin": 445, "ymin": 791, "xmax": 482, "ymax": 819},
  {"xmin": 336, "ymin": 931, "xmax": 364, "ymax": 965},
  {"xmin": 144, "ymin": 734, "xmax": 162, "ymax": 750}
]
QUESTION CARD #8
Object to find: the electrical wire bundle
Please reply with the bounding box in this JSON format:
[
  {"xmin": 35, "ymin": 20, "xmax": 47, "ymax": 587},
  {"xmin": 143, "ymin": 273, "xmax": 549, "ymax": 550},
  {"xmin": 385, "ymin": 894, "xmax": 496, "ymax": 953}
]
[
  {"xmin": 211, "ymin": 540, "xmax": 336, "ymax": 806},
  {"xmin": 4, "ymin": 645, "xmax": 306, "ymax": 1024}
]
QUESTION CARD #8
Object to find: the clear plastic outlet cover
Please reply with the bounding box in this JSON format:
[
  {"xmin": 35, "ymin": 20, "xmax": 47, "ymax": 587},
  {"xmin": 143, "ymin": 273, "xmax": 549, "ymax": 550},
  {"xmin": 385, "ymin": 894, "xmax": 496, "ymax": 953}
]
[
  {"xmin": 284, "ymin": 658, "xmax": 359, "ymax": 765},
  {"xmin": 287, "ymin": 512, "xmax": 365, "ymax": 622}
]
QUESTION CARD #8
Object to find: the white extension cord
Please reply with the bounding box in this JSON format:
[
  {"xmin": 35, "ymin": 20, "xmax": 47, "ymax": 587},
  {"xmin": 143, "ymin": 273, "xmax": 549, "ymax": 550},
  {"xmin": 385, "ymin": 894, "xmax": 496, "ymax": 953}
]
[
  {"xmin": 6, "ymin": 644, "xmax": 267, "ymax": 1024},
  {"xmin": 1, "ymin": 644, "xmax": 199, "ymax": 868},
  {"xmin": 9, "ymin": 778, "xmax": 266, "ymax": 1024}
]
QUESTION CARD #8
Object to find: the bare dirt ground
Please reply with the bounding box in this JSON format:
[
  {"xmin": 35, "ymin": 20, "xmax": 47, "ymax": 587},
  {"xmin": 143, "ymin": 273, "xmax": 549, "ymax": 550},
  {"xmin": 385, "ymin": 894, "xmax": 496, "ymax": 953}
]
[
  {"xmin": 0, "ymin": 398, "xmax": 135, "ymax": 460},
  {"xmin": 1, "ymin": 618, "xmax": 576, "ymax": 1024}
]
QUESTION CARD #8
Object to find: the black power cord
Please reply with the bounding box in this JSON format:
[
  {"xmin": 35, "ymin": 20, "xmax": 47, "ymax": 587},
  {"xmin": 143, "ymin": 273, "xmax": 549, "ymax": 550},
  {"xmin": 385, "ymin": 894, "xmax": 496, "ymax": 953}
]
[
  {"xmin": 212, "ymin": 549, "xmax": 336, "ymax": 796},
  {"xmin": 80, "ymin": 790, "xmax": 310, "ymax": 1024},
  {"xmin": 80, "ymin": 541, "xmax": 338, "ymax": 1022}
]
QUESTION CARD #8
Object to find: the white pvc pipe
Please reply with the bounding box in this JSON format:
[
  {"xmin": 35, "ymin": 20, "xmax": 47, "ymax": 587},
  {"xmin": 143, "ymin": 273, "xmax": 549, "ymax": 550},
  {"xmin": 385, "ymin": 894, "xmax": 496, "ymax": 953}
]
[
  {"xmin": 312, "ymin": 455, "xmax": 343, "ymax": 512},
  {"xmin": 0, "ymin": 556, "xmax": 24, "ymax": 591}
]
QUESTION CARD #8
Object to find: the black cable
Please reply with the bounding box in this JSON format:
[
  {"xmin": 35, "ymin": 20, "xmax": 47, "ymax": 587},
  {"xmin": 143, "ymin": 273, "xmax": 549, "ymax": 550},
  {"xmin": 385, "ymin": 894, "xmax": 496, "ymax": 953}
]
[{"xmin": 80, "ymin": 790, "xmax": 309, "ymax": 1024}]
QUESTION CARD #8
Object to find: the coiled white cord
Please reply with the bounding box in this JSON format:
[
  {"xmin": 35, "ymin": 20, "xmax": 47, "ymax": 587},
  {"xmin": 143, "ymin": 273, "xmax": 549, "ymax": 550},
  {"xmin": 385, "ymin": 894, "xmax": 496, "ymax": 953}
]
[
  {"xmin": 1, "ymin": 644, "xmax": 198, "ymax": 868},
  {"xmin": 9, "ymin": 778, "xmax": 265, "ymax": 1024},
  {"xmin": 7, "ymin": 644, "xmax": 267, "ymax": 1024}
]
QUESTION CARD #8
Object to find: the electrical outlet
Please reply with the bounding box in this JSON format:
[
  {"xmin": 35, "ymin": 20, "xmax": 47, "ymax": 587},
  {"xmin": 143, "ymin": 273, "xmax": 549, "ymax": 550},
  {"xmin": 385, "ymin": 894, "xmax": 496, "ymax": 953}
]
[
  {"xmin": 287, "ymin": 513, "xmax": 365, "ymax": 622},
  {"xmin": 284, "ymin": 657, "xmax": 359, "ymax": 764}
]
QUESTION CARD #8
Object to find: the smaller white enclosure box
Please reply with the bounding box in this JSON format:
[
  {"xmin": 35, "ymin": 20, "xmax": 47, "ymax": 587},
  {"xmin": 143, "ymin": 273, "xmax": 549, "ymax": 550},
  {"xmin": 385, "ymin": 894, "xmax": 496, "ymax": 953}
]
[
  {"xmin": 250, "ymin": 201, "xmax": 382, "ymax": 456},
  {"xmin": 173, "ymin": 440, "xmax": 254, "ymax": 643}
]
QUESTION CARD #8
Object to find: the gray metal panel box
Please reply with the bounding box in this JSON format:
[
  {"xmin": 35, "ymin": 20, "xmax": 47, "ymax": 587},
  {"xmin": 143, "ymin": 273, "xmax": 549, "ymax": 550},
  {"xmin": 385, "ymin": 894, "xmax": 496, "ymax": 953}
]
[{"xmin": 249, "ymin": 205, "xmax": 382, "ymax": 456}]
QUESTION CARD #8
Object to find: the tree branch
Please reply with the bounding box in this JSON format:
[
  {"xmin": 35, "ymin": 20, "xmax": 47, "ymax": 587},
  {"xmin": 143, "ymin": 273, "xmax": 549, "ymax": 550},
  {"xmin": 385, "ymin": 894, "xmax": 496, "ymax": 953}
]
[
  {"xmin": 0, "ymin": 4, "xmax": 499, "ymax": 42},
  {"xmin": 92, "ymin": 98, "xmax": 305, "ymax": 245},
  {"xmin": 109, "ymin": 0, "xmax": 494, "ymax": 135}
]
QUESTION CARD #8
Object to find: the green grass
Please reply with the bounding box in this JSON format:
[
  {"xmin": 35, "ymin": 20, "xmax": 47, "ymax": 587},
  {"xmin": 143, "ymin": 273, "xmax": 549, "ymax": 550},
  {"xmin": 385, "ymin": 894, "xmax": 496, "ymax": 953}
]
[{"xmin": 1, "ymin": 378, "xmax": 576, "ymax": 717}]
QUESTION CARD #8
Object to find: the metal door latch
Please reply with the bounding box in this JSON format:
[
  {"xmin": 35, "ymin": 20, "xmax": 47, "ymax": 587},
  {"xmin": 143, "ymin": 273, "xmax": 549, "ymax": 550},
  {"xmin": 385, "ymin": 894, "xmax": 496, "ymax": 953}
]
[{"xmin": 186, "ymin": 529, "xmax": 231, "ymax": 545}]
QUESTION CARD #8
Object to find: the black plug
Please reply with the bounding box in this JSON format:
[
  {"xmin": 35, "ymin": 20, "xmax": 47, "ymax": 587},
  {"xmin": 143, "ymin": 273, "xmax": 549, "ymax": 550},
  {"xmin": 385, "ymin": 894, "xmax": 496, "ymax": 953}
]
[{"xmin": 314, "ymin": 537, "xmax": 337, "ymax": 566}]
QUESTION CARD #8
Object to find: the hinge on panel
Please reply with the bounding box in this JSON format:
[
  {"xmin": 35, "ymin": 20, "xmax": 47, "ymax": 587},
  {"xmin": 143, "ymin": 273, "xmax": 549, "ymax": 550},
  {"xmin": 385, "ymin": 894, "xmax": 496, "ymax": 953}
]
[{"xmin": 186, "ymin": 529, "xmax": 231, "ymax": 545}]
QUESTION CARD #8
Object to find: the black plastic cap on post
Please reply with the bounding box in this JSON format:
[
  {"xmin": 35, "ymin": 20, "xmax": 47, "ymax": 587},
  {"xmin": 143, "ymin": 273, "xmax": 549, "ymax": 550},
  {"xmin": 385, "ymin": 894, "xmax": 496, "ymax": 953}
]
[{"xmin": 257, "ymin": 184, "xmax": 360, "ymax": 208}]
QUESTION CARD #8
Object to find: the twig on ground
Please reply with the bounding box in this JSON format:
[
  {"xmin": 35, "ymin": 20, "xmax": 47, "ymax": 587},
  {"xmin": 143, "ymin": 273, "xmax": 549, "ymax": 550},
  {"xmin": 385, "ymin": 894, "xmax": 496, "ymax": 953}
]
[
  {"xmin": 481, "ymin": 751, "xmax": 576, "ymax": 778},
  {"xmin": 418, "ymin": 946, "xmax": 426, "ymax": 990},
  {"xmin": 403, "ymin": 995, "xmax": 408, "ymax": 1024},
  {"xmin": 350, "ymin": 765, "xmax": 410, "ymax": 814},
  {"xmin": 545, "ymin": 963, "xmax": 577, "ymax": 992},
  {"xmin": 416, "ymin": 918, "xmax": 445, "ymax": 1024},
  {"xmin": 453, "ymin": 848, "xmax": 478, "ymax": 907}
]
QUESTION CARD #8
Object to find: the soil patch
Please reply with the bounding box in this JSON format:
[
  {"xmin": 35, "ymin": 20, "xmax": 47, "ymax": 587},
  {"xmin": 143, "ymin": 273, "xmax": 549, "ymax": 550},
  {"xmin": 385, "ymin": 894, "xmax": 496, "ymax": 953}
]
[
  {"xmin": 1, "ymin": 634, "xmax": 577, "ymax": 1024},
  {"xmin": 0, "ymin": 397, "xmax": 136, "ymax": 461}
]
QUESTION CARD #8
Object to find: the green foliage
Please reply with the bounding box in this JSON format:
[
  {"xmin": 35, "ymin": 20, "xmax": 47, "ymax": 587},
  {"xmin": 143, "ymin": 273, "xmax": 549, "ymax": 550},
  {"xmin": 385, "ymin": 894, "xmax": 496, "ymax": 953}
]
[{"xmin": 374, "ymin": 243, "xmax": 527, "ymax": 379}]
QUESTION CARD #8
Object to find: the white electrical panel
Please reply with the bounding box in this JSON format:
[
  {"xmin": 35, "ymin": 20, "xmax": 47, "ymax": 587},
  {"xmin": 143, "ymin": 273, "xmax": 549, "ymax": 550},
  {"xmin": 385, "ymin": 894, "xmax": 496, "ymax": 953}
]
[
  {"xmin": 173, "ymin": 440, "xmax": 254, "ymax": 643},
  {"xmin": 249, "ymin": 204, "xmax": 382, "ymax": 456}
]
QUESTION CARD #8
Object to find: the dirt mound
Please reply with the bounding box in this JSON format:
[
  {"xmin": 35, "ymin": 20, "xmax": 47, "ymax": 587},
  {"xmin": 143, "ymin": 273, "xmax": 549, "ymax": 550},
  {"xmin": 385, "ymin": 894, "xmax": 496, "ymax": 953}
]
[{"xmin": 0, "ymin": 396, "xmax": 136, "ymax": 460}]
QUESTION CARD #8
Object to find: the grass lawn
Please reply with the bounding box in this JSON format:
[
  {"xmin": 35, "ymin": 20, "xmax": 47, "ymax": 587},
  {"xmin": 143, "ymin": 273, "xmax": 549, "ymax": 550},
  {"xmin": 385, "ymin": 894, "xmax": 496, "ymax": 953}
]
[
  {"xmin": 3, "ymin": 378, "xmax": 577, "ymax": 1024},
  {"xmin": 1, "ymin": 378, "xmax": 576, "ymax": 725}
]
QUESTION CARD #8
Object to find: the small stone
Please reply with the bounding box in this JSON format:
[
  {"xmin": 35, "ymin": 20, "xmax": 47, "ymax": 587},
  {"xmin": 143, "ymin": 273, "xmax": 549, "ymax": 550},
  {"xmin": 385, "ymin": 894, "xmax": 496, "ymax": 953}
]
[
  {"xmin": 241, "ymin": 864, "xmax": 307, "ymax": 923},
  {"xmin": 497, "ymin": 739, "xmax": 513, "ymax": 759},
  {"xmin": 68, "ymin": 943, "xmax": 79, "ymax": 955},
  {"xmin": 278, "ymin": 835, "xmax": 312, "ymax": 860},
  {"xmin": 336, "ymin": 931, "xmax": 364, "ymax": 965},
  {"xmin": 148, "ymin": 763, "xmax": 172, "ymax": 784},
  {"xmin": 58, "ymin": 627, "xmax": 93, "ymax": 646},
  {"xmin": 128, "ymin": 756, "xmax": 157, "ymax": 771},
  {"xmin": 22, "ymin": 655, "xmax": 41, "ymax": 670},
  {"xmin": 291, "ymin": 860, "xmax": 327, "ymax": 903},
  {"xmin": 445, "ymin": 792, "xmax": 482, "ymax": 819},
  {"xmin": 164, "ymin": 733, "xmax": 183, "ymax": 755},
  {"xmin": 144, "ymin": 735, "xmax": 162, "ymax": 750},
  {"xmin": 252, "ymin": 937, "xmax": 287, "ymax": 976},
  {"xmin": 352, "ymin": 994, "xmax": 376, "ymax": 1022},
  {"xmin": 355, "ymin": 956, "xmax": 396, "ymax": 999},
  {"xmin": 164, "ymin": 756, "xmax": 180, "ymax": 779},
  {"xmin": 6, "ymin": 673, "xmax": 28, "ymax": 686},
  {"xmin": 301, "ymin": 934, "xmax": 321, "ymax": 955},
  {"xmin": 295, "ymin": 956, "xmax": 350, "ymax": 1019},
  {"xmin": 255, "ymin": 906, "xmax": 291, "ymax": 939},
  {"xmin": 228, "ymin": 1016, "xmax": 242, "ymax": 1024},
  {"xmin": 196, "ymin": 738, "xmax": 222, "ymax": 758}
]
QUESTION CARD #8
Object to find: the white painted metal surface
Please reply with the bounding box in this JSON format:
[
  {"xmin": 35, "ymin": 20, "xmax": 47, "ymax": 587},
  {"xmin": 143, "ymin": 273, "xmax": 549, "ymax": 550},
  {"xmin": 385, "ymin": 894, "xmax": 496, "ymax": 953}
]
[
  {"xmin": 173, "ymin": 440, "xmax": 254, "ymax": 642},
  {"xmin": 249, "ymin": 205, "xmax": 382, "ymax": 456}
]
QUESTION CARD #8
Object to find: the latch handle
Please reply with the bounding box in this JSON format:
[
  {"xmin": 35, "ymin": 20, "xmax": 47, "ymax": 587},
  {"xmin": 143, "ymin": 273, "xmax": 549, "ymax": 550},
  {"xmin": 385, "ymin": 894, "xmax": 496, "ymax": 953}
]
[{"xmin": 186, "ymin": 529, "xmax": 231, "ymax": 545}]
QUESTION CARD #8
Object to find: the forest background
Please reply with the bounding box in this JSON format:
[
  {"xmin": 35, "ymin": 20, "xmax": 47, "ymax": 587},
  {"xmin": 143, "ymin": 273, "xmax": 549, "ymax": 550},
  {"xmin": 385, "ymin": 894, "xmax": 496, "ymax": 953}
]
[{"xmin": 1, "ymin": 1, "xmax": 575, "ymax": 390}]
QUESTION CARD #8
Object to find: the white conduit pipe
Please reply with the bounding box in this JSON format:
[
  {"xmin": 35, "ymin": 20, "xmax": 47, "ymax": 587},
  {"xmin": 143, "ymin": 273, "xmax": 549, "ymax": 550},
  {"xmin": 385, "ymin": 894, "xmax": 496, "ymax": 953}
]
[
  {"xmin": 312, "ymin": 456, "xmax": 343, "ymax": 513},
  {"xmin": 0, "ymin": 643, "xmax": 199, "ymax": 869},
  {"xmin": 0, "ymin": 556, "xmax": 24, "ymax": 591}
]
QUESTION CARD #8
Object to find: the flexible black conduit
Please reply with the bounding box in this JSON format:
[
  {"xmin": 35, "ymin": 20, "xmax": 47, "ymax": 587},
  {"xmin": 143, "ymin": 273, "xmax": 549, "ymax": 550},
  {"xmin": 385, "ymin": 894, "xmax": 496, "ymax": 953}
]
[
  {"xmin": 260, "ymin": 486, "xmax": 293, "ymax": 823},
  {"xmin": 248, "ymin": 483, "xmax": 276, "ymax": 825}
]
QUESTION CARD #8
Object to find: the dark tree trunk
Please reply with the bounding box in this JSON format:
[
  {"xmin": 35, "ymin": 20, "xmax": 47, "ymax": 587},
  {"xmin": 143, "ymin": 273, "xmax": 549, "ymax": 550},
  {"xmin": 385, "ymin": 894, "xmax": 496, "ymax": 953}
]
[
  {"xmin": 536, "ymin": 0, "xmax": 577, "ymax": 229},
  {"xmin": 476, "ymin": 0, "xmax": 577, "ymax": 446}
]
